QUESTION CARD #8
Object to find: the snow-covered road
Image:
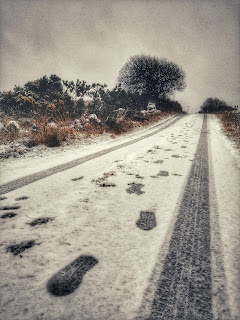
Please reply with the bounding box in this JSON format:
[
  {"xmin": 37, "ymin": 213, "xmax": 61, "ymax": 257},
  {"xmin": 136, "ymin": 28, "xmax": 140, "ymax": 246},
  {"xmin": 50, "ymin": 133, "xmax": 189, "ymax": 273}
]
[{"xmin": 0, "ymin": 114, "xmax": 239, "ymax": 320}]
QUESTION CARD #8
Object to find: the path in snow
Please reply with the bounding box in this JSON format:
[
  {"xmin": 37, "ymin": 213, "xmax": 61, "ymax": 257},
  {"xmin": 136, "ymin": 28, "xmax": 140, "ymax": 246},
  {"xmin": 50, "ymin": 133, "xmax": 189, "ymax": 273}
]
[
  {"xmin": 0, "ymin": 114, "xmax": 239, "ymax": 320},
  {"xmin": 144, "ymin": 114, "xmax": 226, "ymax": 319},
  {"xmin": 137, "ymin": 114, "xmax": 233, "ymax": 320}
]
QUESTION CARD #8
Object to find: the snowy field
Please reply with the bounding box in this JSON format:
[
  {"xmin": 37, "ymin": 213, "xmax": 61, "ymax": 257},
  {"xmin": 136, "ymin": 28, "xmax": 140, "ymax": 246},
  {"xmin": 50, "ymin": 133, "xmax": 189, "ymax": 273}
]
[{"xmin": 0, "ymin": 114, "xmax": 239, "ymax": 320}]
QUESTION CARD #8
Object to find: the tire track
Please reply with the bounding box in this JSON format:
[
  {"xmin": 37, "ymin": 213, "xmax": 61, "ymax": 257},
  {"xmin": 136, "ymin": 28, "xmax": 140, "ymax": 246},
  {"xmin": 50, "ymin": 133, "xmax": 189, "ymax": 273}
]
[
  {"xmin": 0, "ymin": 115, "xmax": 183, "ymax": 195},
  {"xmin": 147, "ymin": 114, "xmax": 213, "ymax": 319}
]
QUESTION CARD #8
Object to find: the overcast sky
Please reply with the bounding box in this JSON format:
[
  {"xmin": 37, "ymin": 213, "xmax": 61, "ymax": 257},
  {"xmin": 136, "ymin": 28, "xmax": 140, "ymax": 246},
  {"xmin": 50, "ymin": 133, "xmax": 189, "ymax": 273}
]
[{"xmin": 0, "ymin": 0, "xmax": 239, "ymax": 112}]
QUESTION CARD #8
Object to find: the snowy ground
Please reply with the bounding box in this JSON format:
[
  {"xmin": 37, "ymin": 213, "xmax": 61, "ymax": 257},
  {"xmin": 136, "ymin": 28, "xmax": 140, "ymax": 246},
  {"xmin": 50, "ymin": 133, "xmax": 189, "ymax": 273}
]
[
  {"xmin": 208, "ymin": 115, "xmax": 240, "ymax": 320},
  {"xmin": 0, "ymin": 114, "xmax": 239, "ymax": 320}
]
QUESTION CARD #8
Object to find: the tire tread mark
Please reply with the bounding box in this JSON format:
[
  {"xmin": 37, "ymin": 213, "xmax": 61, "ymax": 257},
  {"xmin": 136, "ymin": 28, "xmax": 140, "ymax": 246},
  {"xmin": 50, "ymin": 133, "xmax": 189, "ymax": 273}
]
[{"xmin": 148, "ymin": 114, "xmax": 213, "ymax": 320}]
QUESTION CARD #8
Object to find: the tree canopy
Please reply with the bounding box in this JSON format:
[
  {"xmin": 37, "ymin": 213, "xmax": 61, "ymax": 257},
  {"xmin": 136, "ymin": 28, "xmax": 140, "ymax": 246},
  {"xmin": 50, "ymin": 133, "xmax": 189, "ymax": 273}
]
[{"xmin": 117, "ymin": 55, "xmax": 186, "ymax": 104}]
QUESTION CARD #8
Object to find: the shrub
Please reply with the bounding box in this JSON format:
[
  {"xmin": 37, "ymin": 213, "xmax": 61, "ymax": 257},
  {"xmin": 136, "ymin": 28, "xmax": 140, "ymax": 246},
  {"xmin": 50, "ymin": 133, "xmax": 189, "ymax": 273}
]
[
  {"xmin": 30, "ymin": 116, "xmax": 76, "ymax": 147},
  {"xmin": 42, "ymin": 129, "xmax": 61, "ymax": 147},
  {"xmin": 218, "ymin": 112, "xmax": 239, "ymax": 129},
  {"xmin": 105, "ymin": 117, "xmax": 123, "ymax": 134},
  {"xmin": 217, "ymin": 111, "xmax": 240, "ymax": 147}
]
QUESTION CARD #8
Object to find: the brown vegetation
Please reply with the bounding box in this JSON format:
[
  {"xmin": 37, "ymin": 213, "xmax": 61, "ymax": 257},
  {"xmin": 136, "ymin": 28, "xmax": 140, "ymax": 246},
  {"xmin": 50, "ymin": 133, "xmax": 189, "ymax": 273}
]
[
  {"xmin": 0, "ymin": 111, "xmax": 176, "ymax": 148},
  {"xmin": 31, "ymin": 117, "xmax": 76, "ymax": 147},
  {"xmin": 217, "ymin": 112, "xmax": 240, "ymax": 148}
]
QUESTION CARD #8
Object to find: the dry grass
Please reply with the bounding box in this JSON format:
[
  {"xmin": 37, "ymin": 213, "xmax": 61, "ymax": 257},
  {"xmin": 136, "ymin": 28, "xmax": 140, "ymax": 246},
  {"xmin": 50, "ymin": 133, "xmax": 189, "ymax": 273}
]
[
  {"xmin": 0, "ymin": 114, "xmax": 21, "ymax": 142},
  {"xmin": 103, "ymin": 171, "xmax": 116, "ymax": 177},
  {"xmin": 104, "ymin": 112, "xmax": 174, "ymax": 135},
  {"xmin": 217, "ymin": 112, "xmax": 240, "ymax": 148},
  {"xmin": 0, "ymin": 111, "xmax": 180, "ymax": 147},
  {"xmin": 0, "ymin": 115, "xmax": 77, "ymax": 147},
  {"xmin": 31, "ymin": 116, "xmax": 76, "ymax": 147}
]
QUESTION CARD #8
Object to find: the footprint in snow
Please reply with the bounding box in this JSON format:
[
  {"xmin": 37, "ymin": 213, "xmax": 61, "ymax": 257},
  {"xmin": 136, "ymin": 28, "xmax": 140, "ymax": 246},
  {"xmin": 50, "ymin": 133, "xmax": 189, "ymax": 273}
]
[
  {"xmin": 135, "ymin": 174, "xmax": 144, "ymax": 179},
  {"xmin": 47, "ymin": 255, "xmax": 98, "ymax": 296},
  {"xmin": 147, "ymin": 149, "xmax": 156, "ymax": 154},
  {"xmin": 126, "ymin": 183, "xmax": 145, "ymax": 195},
  {"xmin": 150, "ymin": 171, "xmax": 169, "ymax": 178},
  {"xmin": 15, "ymin": 196, "xmax": 29, "ymax": 201},
  {"xmin": 0, "ymin": 205, "xmax": 21, "ymax": 210},
  {"xmin": 27, "ymin": 217, "xmax": 54, "ymax": 226},
  {"xmin": 6, "ymin": 240, "xmax": 36, "ymax": 256},
  {"xmin": 99, "ymin": 182, "xmax": 116, "ymax": 187},
  {"xmin": 1, "ymin": 212, "xmax": 18, "ymax": 219},
  {"xmin": 158, "ymin": 171, "xmax": 169, "ymax": 176},
  {"xmin": 136, "ymin": 211, "xmax": 157, "ymax": 230},
  {"xmin": 154, "ymin": 160, "xmax": 164, "ymax": 164},
  {"xmin": 72, "ymin": 176, "xmax": 84, "ymax": 181}
]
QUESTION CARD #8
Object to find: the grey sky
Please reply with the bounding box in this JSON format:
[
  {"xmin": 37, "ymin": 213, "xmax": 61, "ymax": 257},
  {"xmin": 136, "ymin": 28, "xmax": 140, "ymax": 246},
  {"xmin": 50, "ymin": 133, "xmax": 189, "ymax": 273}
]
[{"xmin": 0, "ymin": 0, "xmax": 239, "ymax": 112}]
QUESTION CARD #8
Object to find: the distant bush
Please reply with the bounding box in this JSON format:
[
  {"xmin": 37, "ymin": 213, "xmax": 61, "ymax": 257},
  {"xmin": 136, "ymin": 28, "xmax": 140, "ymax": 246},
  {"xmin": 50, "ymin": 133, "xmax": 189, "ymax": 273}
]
[
  {"xmin": 156, "ymin": 98, "xmax": 183, "ymax": 112},
  {"xmin": 105, "ymin": 117, "xmax": 123, "ymax": 134},
  {"xmin": 200, "ymin": 98, "xmax": 234, "ymax": 113}
]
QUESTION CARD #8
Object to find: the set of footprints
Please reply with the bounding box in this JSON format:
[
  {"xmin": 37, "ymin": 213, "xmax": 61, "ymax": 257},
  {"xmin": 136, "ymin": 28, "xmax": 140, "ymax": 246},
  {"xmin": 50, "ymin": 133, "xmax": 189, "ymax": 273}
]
[
  {"xmin": 0, "ymin": 196, "xmax": 29, "ymax": 219},
  {"xmin": 1, "ymin": 196, "xmax": 53, "ymax": 226},
  {"xmin": 1, "ymin": 143, "xmax": 186, "ymax": 297},
  {"xmin": 120, "ymin": 144, "xmax": 186, "ymax": 231},
  {"xmin": 1, "ymin": 196, "xmax": 54, "ymax": 257},
  {"xmin": 1, "ymin": 194, "xmax": 98, "ymax": 297}
]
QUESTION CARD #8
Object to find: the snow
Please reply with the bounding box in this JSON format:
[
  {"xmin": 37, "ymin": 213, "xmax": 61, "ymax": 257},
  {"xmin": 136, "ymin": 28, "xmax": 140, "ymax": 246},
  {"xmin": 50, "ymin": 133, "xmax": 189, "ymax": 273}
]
[
  {"xmin": 208, "ymin": 115, "xmax": 240, "ymax": 319},
  {"xmin": 0, "ymin": 114, "xmax": 239, "ymax": 319}
]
